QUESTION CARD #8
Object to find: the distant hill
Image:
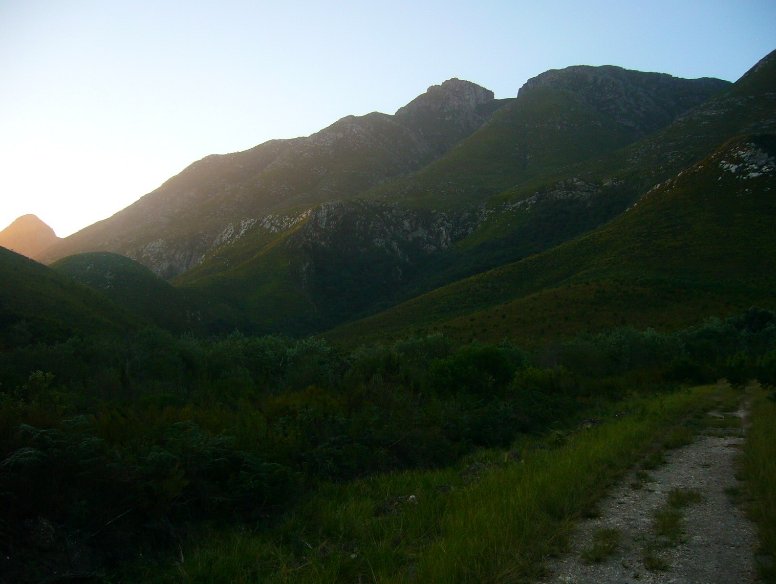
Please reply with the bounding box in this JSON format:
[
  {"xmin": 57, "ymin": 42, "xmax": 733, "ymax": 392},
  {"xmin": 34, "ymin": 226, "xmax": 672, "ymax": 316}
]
[
  {"xmin": 0, "ymin": 247, "xmax": 135, "ymax": 347},
  {"xmin": 51, "ymin": 252, "xmax": 240, "ymax": 334},
  {"xmin": 0, "ymin": 214, "xmax": 60, "ymax": 260}
]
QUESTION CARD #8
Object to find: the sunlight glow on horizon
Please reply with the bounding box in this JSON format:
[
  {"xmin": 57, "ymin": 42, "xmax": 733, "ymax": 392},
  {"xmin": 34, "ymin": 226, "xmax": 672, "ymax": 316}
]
[{"xmin": 1, "ymin": 0, "xmax": 774, "ymax": 237}]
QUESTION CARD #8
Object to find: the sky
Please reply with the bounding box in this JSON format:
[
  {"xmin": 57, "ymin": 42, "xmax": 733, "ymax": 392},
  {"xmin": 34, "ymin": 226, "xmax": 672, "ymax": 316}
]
[{"xmin": 1, "ymin": 1, "xmax": 774, "ymax": 237}]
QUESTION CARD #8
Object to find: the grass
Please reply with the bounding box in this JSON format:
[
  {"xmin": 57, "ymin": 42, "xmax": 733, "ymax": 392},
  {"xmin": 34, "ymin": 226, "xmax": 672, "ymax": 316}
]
[
  {"xmin": 640, "ymin": 487, "xmax": 705, "ymax": 573},
  {"xmin": 653, "ymin": 506, "xmax": 684, "ymax": 546},
  {"xmin": 702, "ymin": 412, "xmax": 744, "ymax": 437},
  {"xmin": 642, "ymin": 547, "xmax": 671, "ymax": 571},
  {"xmin": 666, "ymin": 488, "xmax": 704, "ymax": 510},
  {"xmin": 744, "ymin": 384, "xmax": 776, "ymax": 583},
  {"xmin": 629, "ymin": 469, "xmax": 652, "ymax": 490},
  {"xmin": 137, "ymin": 384, "xmax": 733, "ymax": 583},
  {"xmin": 661, "ymin": 425, "xmax": 697, "ymax": 449},
  {"xmin": 653, "ymin": 489, "xmax": 704, "ymax": 545},
  {"xmin": 641, "ymin": 450, "xmax": 666, "ymax": 470},
  {"xmin": 580, "ymin": 527, "xmax": 621, "ymax": 564}
]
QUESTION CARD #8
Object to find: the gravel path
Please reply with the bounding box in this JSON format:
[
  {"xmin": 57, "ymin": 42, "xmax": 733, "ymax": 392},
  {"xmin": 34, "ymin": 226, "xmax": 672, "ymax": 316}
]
[{"xmin": 539, "ymin": 411, "xmax": 758, "ymax": 584}]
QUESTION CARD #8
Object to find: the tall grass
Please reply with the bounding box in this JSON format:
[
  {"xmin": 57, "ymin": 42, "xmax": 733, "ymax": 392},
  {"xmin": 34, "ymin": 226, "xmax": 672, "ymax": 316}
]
[
  {"xmin": 744, "ymin": 386, "xmax": 776, "ymax": 583},
  {"xmin": 409, "ymin": 387, "xmax": 718, "ymax": 583},
  {"xmin": 144, "ymin": 384, "xmax": 727, "ymax": 583}
]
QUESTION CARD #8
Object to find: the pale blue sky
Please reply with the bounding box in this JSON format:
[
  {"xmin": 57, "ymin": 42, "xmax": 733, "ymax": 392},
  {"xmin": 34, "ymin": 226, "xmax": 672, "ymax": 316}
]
[{"xmin": 1, "ymin": 0, "xmax": 774, "ymax": 236}]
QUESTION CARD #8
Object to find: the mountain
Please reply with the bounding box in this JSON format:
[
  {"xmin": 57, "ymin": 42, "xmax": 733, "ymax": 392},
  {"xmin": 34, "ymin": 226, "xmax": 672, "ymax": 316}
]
[
  {"xmin": 326, "ymin": 133, "xmax": 776, "ymax": 346},
  {"xmin": 35, "ymin": 51, "xmax": 776, "ymax": 340},
  {"xmin": 167, "ymin": 66, "xmax": 732, "ymax": 333},
  {"xmin": 0, "ymin": 214, "xmax": 61, "ymax": 260},
  {"xmin": 41, "ymin": 79, "xmax": 505, "ymax": 278},
  {"xmin": 0, "ymin": 247, "xmax": 136, "ymax": 347},
  {"xmin": 416, "ymin": 51, "xmax": 775, "ymax": 289},
  {"xmin": 368, "ymin": 66, "xmax": 730, "ymax": 209}
]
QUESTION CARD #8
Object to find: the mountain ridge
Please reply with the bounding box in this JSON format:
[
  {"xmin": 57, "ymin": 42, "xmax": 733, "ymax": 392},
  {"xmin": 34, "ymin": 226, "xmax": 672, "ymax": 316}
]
[
  {"xmin": 23, "ymin": 51, "xmax": 775, "ymax": 341},
  {"xmin": 40, "ymin": 79, "xmax": 505, "ymax": 277},
  {"xmin": 40, "ymin": 66, "xmax": 726, "ymax": 282}
]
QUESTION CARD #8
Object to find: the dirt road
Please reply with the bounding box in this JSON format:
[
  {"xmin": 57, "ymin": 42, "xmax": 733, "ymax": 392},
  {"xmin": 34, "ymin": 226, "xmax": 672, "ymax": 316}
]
[{"xmin": 539, "ymin": 410, "xmax": 757, "ymax": 583}]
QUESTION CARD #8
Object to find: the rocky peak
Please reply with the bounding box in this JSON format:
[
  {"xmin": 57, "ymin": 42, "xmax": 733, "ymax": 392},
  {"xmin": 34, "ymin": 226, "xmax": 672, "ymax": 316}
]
[
  {"xmin": 517, "ymin": 65, "xmax": 730, "ymax": 135},
  {"xmin": 0, "ymin": 214, "xmax": 61, "ymax": 260},
  {"xmin": 395, "ymin": 78, "xmax": 497, "ymax": 154},
  {"xmin": 396, "ymin": 78, "xmax": 495, "ymax": 118}
]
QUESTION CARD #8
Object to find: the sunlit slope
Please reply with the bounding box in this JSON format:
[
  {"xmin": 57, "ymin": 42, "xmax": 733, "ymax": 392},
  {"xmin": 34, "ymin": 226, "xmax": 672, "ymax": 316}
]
[
  {"xmin": 0, "ymin": 215, "xmax": 61, "ymax": 261},
  {"xmin": 41, "ymin": 80, "xmax": 503, "ymax": 278},
  {"xmin": 326, "ymin": 134, "xmax": 776, "ymax": 345},
  {"xmin": 0, "ymin": 247, "xmax": 135, "ymax": 346}
]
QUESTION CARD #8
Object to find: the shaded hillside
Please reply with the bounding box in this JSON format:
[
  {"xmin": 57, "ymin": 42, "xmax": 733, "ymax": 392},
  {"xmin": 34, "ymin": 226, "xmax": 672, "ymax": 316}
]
[
  {"xmin": 326, "ymin": 134, "xmax": 776, "ymax": 346},
  {"xmin": 42, "ymin": 80, "xmax": 504, "ymax": 278},
  {"xmin": 174, "ymin": 200, "xmax": 477, "ymax": 334},
  {"xmin": 0, "ymin": 247, "xmax": 135, "ymax": 347},
  {"xmin": 52, "ymin": 252, "xmax": 238, "ymax": 334},
  {"xmin": 0, "ymin": 215, "xmax": 61, "ymax": 260}
]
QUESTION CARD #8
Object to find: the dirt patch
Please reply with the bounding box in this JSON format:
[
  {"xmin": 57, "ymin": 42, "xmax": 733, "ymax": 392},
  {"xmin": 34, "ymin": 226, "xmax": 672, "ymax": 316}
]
[{"xmin": 539, "ymin": 411, "xmax": 757, "ymax": 583}]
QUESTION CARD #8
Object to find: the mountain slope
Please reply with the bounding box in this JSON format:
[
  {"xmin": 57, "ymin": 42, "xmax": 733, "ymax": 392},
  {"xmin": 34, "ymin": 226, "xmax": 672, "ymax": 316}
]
[
  {"xmin": 0, "ymin": 215, "xmax": 61, "ymax": 260},
  {"xmin": 172, "ymin": 66, "xmax": 733, "ymax": 334},
  {"xmin": 173, "ymin": 200, "xmax": 474, "ymax": 333},
  {"xmin": 34, "ymin": 54, "xmax": 774, "ymax": 340},
  {"xmin": 369, "ymin": 66, "xmax": 729, "ymax": 209},
  {"xmin": 402, "ymin": 50, "xmax": 775, "ymax": 292},
  {"xmin": 326, "ymin": 134, "xmax": 776, "ymax": 346},
  {"xmin": 41, "ymin": 80, "xmax": 503, "ymax": 278},
  {"xmin": 0, "ymin": 247, "xmax": 136, "ymax": 347},
  {"xmin": 51, "ymin": 252, "xmax": 238, "ymax": 333}
]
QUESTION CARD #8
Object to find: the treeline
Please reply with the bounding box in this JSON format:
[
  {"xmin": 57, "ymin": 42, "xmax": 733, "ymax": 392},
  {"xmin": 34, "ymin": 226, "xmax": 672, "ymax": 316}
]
[{"xmin": 2, "ymin": 308, "xmax": 776, "ymax": 579}]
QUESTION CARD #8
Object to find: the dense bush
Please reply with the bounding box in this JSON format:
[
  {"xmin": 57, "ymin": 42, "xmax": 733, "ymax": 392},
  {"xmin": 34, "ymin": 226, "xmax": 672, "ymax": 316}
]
[{"xmin": 2, "ymin": 309, "xmax": 776, "ymax": 579}]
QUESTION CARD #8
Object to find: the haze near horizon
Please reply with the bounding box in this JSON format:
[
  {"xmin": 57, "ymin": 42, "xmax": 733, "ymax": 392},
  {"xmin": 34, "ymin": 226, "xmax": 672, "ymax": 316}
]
[{"xmin": 1, "ymin": 0, "xmax": 774, "ymax": 237}]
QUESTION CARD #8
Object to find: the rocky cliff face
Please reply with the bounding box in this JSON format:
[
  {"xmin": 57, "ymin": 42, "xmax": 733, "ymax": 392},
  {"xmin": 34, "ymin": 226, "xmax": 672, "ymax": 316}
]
[
  {"xmin": 239, "ymin": 199, "xmax": 480, "ymax": 329},
  {"xmin": 0, "ymin": 215, "xmax": 61, "ymax": 260},
  {"xmin": 290, "ymin": 200, "xmax": 475, "ymax": 258}
]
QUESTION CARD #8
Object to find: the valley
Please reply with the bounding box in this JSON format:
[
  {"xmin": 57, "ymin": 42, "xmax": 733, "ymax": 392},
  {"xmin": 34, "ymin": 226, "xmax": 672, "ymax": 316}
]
[{"xmin": 1, "ymin": 48, "xmax": 775, "ymax": 583}]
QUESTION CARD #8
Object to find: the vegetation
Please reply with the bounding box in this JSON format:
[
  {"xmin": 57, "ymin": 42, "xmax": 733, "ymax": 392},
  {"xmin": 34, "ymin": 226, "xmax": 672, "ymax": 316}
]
[
  {"xmin": 0, "ymin": 247, "xmax": 137, "ymax": 348},
  {"xmin": 52, "ymin": 252, "xmax": 226, "ymax": 334},
  {"xmin": 653, "ymin": 488, "xmax": 705, "ymax": 545},
  {"xmin": 639, "ymin": 487, "xmax": 705, "ymax": 572},
  {"xmin": 580, "ymin": 527, "xmax": 621, "ymax": 564},
  {"xmin": 2, "ymin": 309, "xmax": 775, "ymax": 581},
  {"xmin": 744, "ymin": 385, "xmax": 776, "ymax": 583},
  {"xmin": 328, "ymin": 135, "xmax": 776, "ymax": 346}
]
